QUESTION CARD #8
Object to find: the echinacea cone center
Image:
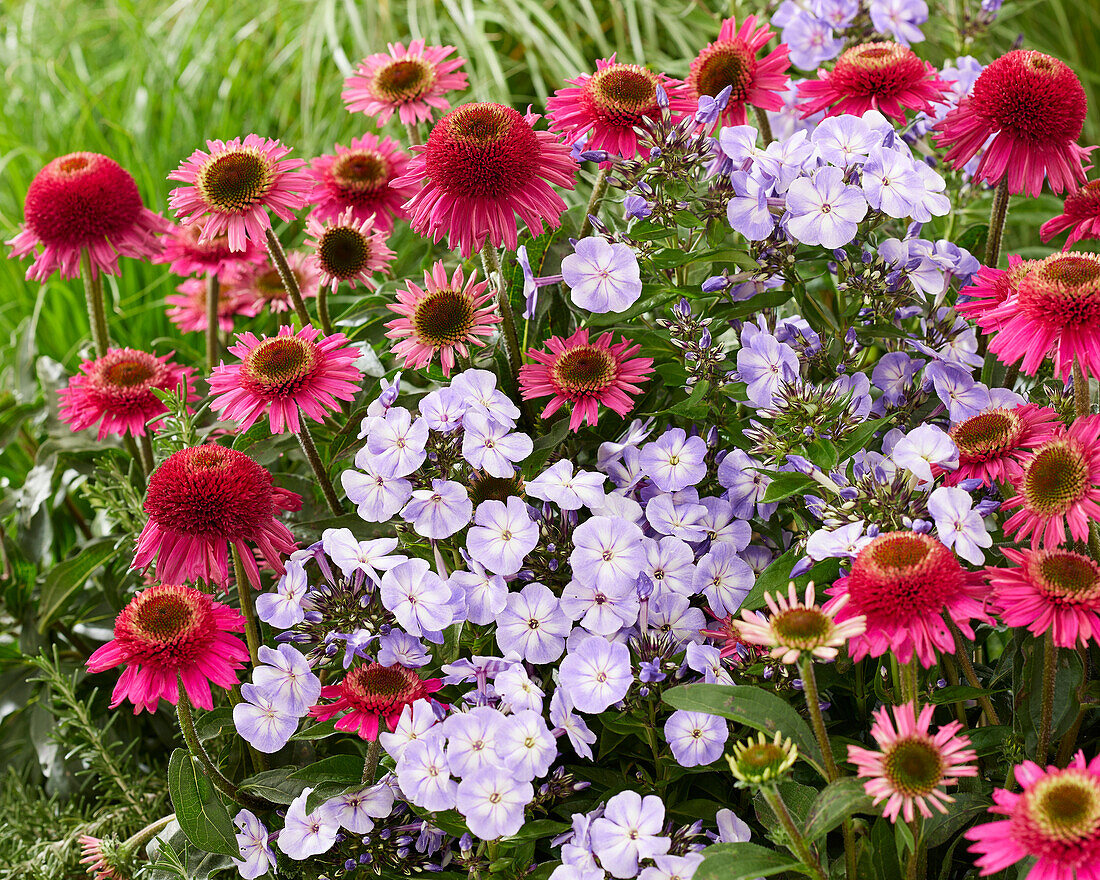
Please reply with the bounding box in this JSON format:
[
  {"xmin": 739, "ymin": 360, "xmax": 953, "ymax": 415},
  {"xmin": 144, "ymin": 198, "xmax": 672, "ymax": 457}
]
[
  {"xmin": 102, "ymin": 357, "xmax": 157, "ymax": 388},
  {"xmin": 187, "ymin": 446, "xmax": 230, "ymax": 471},
  {"xmin": 1035, "ymin": 551, "xmax": 1100, "ymax": 601},
  {"xmin": 132, "ymin": 593, "xmax": 197, "ymax": 642},
  {"xmin": 1029, "ymin": 774, "xmax": 1100, "ymax": 841},
  {"xmin": 319, "ymin": 226, "xmax": 371, "ymax": 279},
  {"xmin": 1024, "ymin": 442, "xmax": 1088, "ymax": 516},
  {"xmin": 553, "ymin": 346, "xmax": 615, "ymax": 395},
  {"xmin": 868, "ymin": 533, "xmax": 931, "ymax": 571},
  {"xmin": 57, "ymin": 154, "xmax": 91, "ymax": 174},
  {"xmin": 244, "ymin": 337, "xmax": 317, "ymax": 392},
  {"xmin": 883, "ymin": 738, "xmax": 944, "ymax": 795},
  {"xmin": 373, "ymin": 57, "xmax": 434, "ymax": 102},
  {"xmin": 198, "ymin": 149, "xmax": 273, "ymax": 212},
  {"xmin": 737, "ymin": 741, "xmax": 787, "ymax": 772},
  {"xmin": 950, "ymin": 409, "xmax": 1021, "ymax": 459},
  {"xmin": 332, "ymin": 151, "xmax": 388, "ymax": 193},
  {"xmin": 468, "ymin": 471, "xmax": 524, "ymax": 506},
  {"xmin": 694, "ymin": 43, "xmax": 756, "ymax": 101},
  {"xmin": 1043, "ymin": 255, "xmax": 1100, "ymax": 287},
  {"xmin": 350, "ymin": 663, "xmax": 414, "ymax": 699},
  {"xmin": 771, "ymin": 607, "xmax": 832, "ymax": 644},
  {"xmin": 589, "ymin": 65, "xmax": 660, "ymax": 124},
  {"xmin": 252, "ymin": 268, "xmax": 291, "ymax": 301},
  {"xmin": 413, "ymin": 288, "xmax": 476, "ymax": 347}
]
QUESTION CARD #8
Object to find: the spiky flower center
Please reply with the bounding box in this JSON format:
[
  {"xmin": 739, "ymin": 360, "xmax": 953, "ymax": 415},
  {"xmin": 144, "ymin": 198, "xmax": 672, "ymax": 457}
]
[
  {"xmin": 738, "ymin": 741, "xmax": 786, "ymax": 771},
  {"xmin": 883, "ymin": 738, "xmax": 944, "ymax": 796},
  {"xmin": 131, "ymin": 591, "xmax": 198, "ymax": 642},
  {"xmin": 198, "ymin": 149, "xmax": 274, "ymax": 213},
  {"xmin": 870, "ymin": 533, "xmax": 930, "ymax": 570},
  {"xmin": 587, "ymin": 64, "xmax": 661, "ymax": 126},
  {"xmin": 113, "ymin": 584, "xmax": 219, "ymax": 665},
  {"xmin": 1026, "ymin": 772, "xmax": 1100, "ymax": 843},
  {"xmin": 1031, "ymin": 550, "xmax": 1100, "ymax": 604},
  {"xmin": 25, "ymin": 152, "xmax": 145, "ymax": 244},
  {"xmin": 831, "ymin": 42, "xmax": 928, "ymax": 98},
  {"xmin": 251, "ymin": 268, "xmax": 291, "ymax": 301},
  {"xmin": 241, "ymin": 337, "xmax": 318, "ymax": 397},
  {"xmin": 552, "ymin": 345, "xmax": 616, "ymax": 396},
  {"xmin": 728, "ymin": 733, "xmax": 797, "ymax": 783},
  {"xmin": 692, "ymin": 41, "xmax": 756, "ymax": 102},
  {"xmin": 1065, "ymin": 180, "xmax": 1100, "ymax": 215},
  {"xmin": 971, "ymin": 49, "xmax": 1086, "ymax": 143},
  {"xmin": 101, "ymin": 357, "xmax": 157, "ymax": 388},
  {"xmin": 1018, "ymin": 254, "xmax": 1100, "ymax": 326},
  {"xmin": 950, "ymin": 409, "xmax": 1022, "ymax": 461},
  {"xmin": 352, "ymin": 664, "xmax": 415, "ymax": 698},
  {"xmin": 468, "ymin": 472, "xmax": 524, "ymax": 506},
  {"xmin": 1023, "ymin": 441, "xmax": 1088, "ymax": 516},
  {"xmin": 1045, "ymin": 255, "xmax": 1100, "ymax": 286},
  {"xmin": 373, "ymin": 57, "xmax": 435, "ymax": 103},
  {"xmin": 770, "ymin": 607, "xmax": 834, "ymax": 646},
  {"xmin": 318, "ymin": 226, "xmax": 372, "ymax": 279},
  {"xmin": 332, "ymin": 151, "xmax": 388, "ymax": 193},
  {"xmin": 413, "ymin": 288, "xmax": 476, "ymax": 347},
  {"xmin": 847, "ymin": 532, "xmax": 962, "ymax": 624},
  {"xmin": 58, "ymin": 154, "xmax": 91, "ymax": 173}
]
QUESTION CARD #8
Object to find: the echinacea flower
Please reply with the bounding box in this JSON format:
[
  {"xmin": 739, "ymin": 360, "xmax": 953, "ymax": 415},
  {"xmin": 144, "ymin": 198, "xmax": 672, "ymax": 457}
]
[
  {"xmin": 384, "ymin": 261, "xmax": 499, "ymax": 376},
  {"xmin": 727, "ymin": 731, "xmax": 798, "ymax": 786},
  {"xmin": 8, "ymin": 151, "xmax": 169, "ymax": 281},
  {"xmin": 944, "ymin": 404, "xmax": 1063, "ymax": 487},
  {"xmin": 79, "ymin": 835, "xmax": 131, "ymax": 880},
  {"xmin": 935, "ymin": 49, "xmax": 1091, "ymax": 197},
  {"xmin": 85, "ymin": 582, "xmax": 248, "ymax": 713},
  {"xmin": 308, "ymin": 662, "xmax": 443, "ymax": 739},
  {"xmin": 737, "ymin": 581, "xmax": 866, "ymax": 665},
  {"xmin": 827, "ymin": 531, "xmax": 990, "ymax": 667},
  {"xmin": 687, "ymin": 16, "xmax": 791, "ymax": 128},
  {"xmin": 156, "ymin": 219, "xmax": 266, "ymax": 280},
  {"xmin": 547, "ymin": 55, "xmax": 695, "ymax": 160},
  {"xmin": 305, "ymin": 209, "xmax": 394, "ymax": 292},
  {"xmin": 796, "ymin": 42, "xmax": 950, "ymax": 125},
  {"xmin": 989, "ymin": 547, "xmax": 1100, "ymax": 648},
  {"xmin": 167, "ymin": 277, "xmax": 252, "ymax": 334},
  {"xmin": 342, "ymin": 40, "xmax": 468, "ymax": 126},
  {"xmin": 58, "ymin": 348, "xmax": 195, "ymax": 439},
  {"xmin": 132, "ymin": 444, "xmax": 301, "ymax": 587},
  {"xmin": 394, "ymin": 103, "xmax": 576, "ymax": 257},
  {"xmin": 967, "ymin": 752, "xmax": 1100, "ymax": 878},
  {"xmin": 847, "ymin": 702, "xmax": 978, "ymax": 824},
  {"xmin": 1042, "ymin": 180, "xmax": 1100, "ymax": 248},
  {"xmin": 306, "ymin": 134, "xmax": 415, "ymax": 230},
  {"xmin": 956, "ymin": 256, "xmax": 1037, "ymax": 330},
  {"xmin": 209, "ymin": 324, "xmax": 362, "ymax": 434},
  {"xmin": 1001, "ymin": 416, "xmax": 1100, "ymax": 549},
  {"xmin": 519, "ymin": 328, "xmax": 654, "ymax": 431},
  {"xmin": 168, "ymin": 135, "xmax": 312, "ymax": 251}
]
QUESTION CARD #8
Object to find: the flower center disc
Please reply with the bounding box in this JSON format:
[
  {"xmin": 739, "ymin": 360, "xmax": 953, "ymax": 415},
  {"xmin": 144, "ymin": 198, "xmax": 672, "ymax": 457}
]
[
  {"xmin": 693, "ymin": 43, "xmax": 756, "ymax": 101},
  {"xmin": 1033, "ymin": 550, "xmax": 1100, "ymax": 603},
  {"xmin": 132, "ymin": 592, "xmax": 197, "ymax": 642},
  {"xmin": 552, "ymin": 346, "xmax": 615, "ymax": 395},
  {"xmin": 869, "ymin": 533, "xmax": 931, "ymax": 571},
  {"xmin": 772, "ymin": 607, "xmax": 832, "ymax": 645},
  {"xmin": 242, "ymin": 337, "xmax": 318, "ymax": 397},
  {"xmin": 413, "ymin": 288, "xmax": 475, "ymax": 347},
  {"xmin": 950, "ymin": 409, "xmax": 1022, "ymax": 461},
  {"xmin": 332, "ymin": 151, "xmax": 388, "ymax": 194},
  {"xmin": 738, "ymin": 741, "xmax": 786, "ymax": 772},
  {"xmin": 1024, "ymin": 442, "xmax": 1088, "ymax": 516},
  {"xmin": 319, "ymin": 227, "xmax": 371, "ymax": 279},
  {"xmin": 832, "ymin": 43, "xmax": 926, "ymax": 98},
  {"xmin": 57, "ymin": 155, "xmax": 91, "ymax": 174},
  {"xmin": 588, "ymin": 65, "xmax": 660, "ymax": 126},
  {"xmin": 373, "ymin": 57, "xmax": 434, "ymax": 102},
  {"xmin": 971, "ymin": 49, "xmax": 1086, "ymax": 143},
  {"xmin": 883, "ymin": 738, "xmax": 944, "ymax": 796},
  {"xmin": 1028, "ymin": 773, "xmax": 1100, "ymax": 842},
  {"xmin": 1018, "ymin": 254, "xmax": 1100, "ymax": 326},
  {"xmin": 198, "ymin": 149, "xmax": 273, "ymax": 213}
]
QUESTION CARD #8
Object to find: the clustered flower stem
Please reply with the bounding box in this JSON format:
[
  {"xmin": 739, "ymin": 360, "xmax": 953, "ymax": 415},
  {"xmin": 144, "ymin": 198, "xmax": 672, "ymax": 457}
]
[
  {"xmin": 317, "ymin": 285, "xmax": 335, "ymax": 336},
  {"xmin": 578, "ymin": 166, "xmax": 609, "ymax": 240},
  {"xmin": 945, "ymin": 615, "xmax": 1001, "ymax": 726},
  {"xmin": 81, "ymin": 249, "xmax": 110, "ymax": 359},
  {"xmin": 759, "ymin": 784, "xmax": 828, "ymax": 880},
  {"xmin": 205, "ymin": 274, "xmax": 220, "ymax": 373},
  {"xmin": 1036, "ymin": 631, "xmax": 1057, "ymax": 764},
  {"xmin": 296, "ymin": 422, "xmax": 344, "ymax": 516},
  {"xmin": 264, "ymin": 228, "xmax": 312, "ymax": 328},
  {"xmin": 984, "ymin": 177, "xmax": 1010, "ymax": 268}
]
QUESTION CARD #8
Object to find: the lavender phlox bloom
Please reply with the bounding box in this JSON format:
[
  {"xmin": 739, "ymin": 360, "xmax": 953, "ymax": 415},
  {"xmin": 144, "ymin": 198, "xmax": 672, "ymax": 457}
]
[
  {"xmin": 870, "ymin": 0, "xmax": 928, "ymax": 45},
  {"xmin": 775, "ymin": 315, "xmax": 822, "ymax": 354},
  {"xmin": 909, "ymin": 162, "xmax": 951, "ymax": 222},
  {"xmin": 497, "ymin": 582, "xmax": 572, "ymax": 663},
  {"xmin": 444, "ymin": 706, "xmax": 506, "ymax": 777},
  {"xmin": 495, "ymin": 709, "xmax": 557, "ymax": 781},
  {"xmin": 685, "ymin": 642, "xmax": 734, "ymax": 685},
  {"xmin": 278, "ymin": 788, "xmax": 338, "ymax": 859},
  {"xmin": 233, "ymin": 683, "xmax": 299, "ymax": 754},
  {"xmin": 737, "ymin": 331, "xmax": 799, "ymax": 408},
  {"xmin": 645, "ymin": 493, "xmax": 708, "ymax": 542},
  {"xmin": 784, "ymin": 165, "xmax": 868, "ymax": 248},
  {"xmin": 570, "ymin": 515, "xmax": 646, "ymax": 591},
  {"xmin": 755, "ymin": 130, "xmax": 817, "ymax": 192},
  {"xmin": 717, "ymin": 125, "xmax": 763, "ymax": 164},
  {"xmin": 365, "ymin": 407, "xmax": 428, "ymax": 479},
  {"xmin": 251, "ymin": 644, "xmax": 321, "ymax": 715},
  {"xmin": 639, "ymin": 428, "xmax": 709, "ymax": 492},
  {"xmin": 650, "ymin": 593, "xmax": 707, "ymax": 645},
  {"xmin": 449, "ymin": 556, "xmax": 508, "ymax": 626},
  {"xmin": 597, "ymin": 418, "xmax": 656, "ymax": 470},
  {"xmin": 561, "ymin": 577, "xmax": 640, "ymax": 635},
  {"xmin": 590, "ymin": 791, "xmax": 672, "ymax": 879},
  {"xmin": 527, "ymin": 459, "xmax": 606, "ymax": 510},
  {"xmin": 461, "ymin": 410, "xmax": 533, "ymax": 477},
  {"xmin": 318, "ymin": 784, "xmax": 395, "ymax": 834},
  {"xmin": 890, "ymin": 424, "xmax": 958, "ymax": 483},
  {"xmin": 832, "ymin": 371, "xmax": 873, "ymax": 420},
  {"xmin": 696, "ymin": 497, "xmax": 752, "ymax": 550},
  {"xmin": 549, "ymin": 688, "xmax": 597, "ymax": 760},
  {"xmin": 927, "ymin": 361, "xmax": 991, "ymax": 422},
  {"xmin": 233, "ymin": 809, "xmax": 276, "ymax": 880},
  {"xmin": 495, "ymin": 664, "xmax": 545, "ymax": 713},
  {"xmin": 782, "ymin": 13, "xmax": 844, "ymax": 69},
  {"xmin": 562, "ymin": 236, "xmax": 643, "ymax": 314},
  {"xmin": 418, "ymin": 385, "xmax": 468, "ymax": 433},
  {"xmin": 257, "ymin": 559, "xmax": 308, "ymax": 628},
  {"xmin": 641, "ymin": 536, "xmax": 696, "ymax": 598},
  {"xmin": 727, "ymin": 170, "xmax": 777, "ymax": 241},
  {"xmin": 811, "ymin": 115, "xmax": 878, "ymax": 166},
  {"xmin": 806, "ymin": 521, "xmax": 873, "ymax": 560},
  {"xmin": 624, "ymin": 193, "xmax": 653, "ymax": 220},
  {"xmin": 516, "ymin": 244, "xmax": 564, "ymax": 319},
  {"xmin": 928, "ymin": 486, "xmax": 992, "ymax": 565},
  {"xmin": 639, "ymin": 854, "xmax": 706, "ymax": 880},
  {"xmin": 693, "ymin": 544, "xmax": 754, "ymax": 617},
  {"xmin": 333, "ymin": 628, "xmax": 375, "ymax": 669},
  {"xmin": 716, "ymin": 808, "xmax": 752, "ymax": 843},
  {"xmin": 380, "ymin": 558, "xmax": 455, "ymax": 640},
  {"xmin": 718, "ymin": 448, "xmax": 779, "ymax": 520},
  {"xmin": 343, "ymin": 451, "xmax": 413, "ymax": 523},
  {"xmin": 377, "ymin": 630, "xmax": 431, "ymax": 668},
  {"xmin": 401, "ymin": 479, "xmax": 473, "ymax": 539},
  {"xmin": 321, "ymin": 528, "xmax": 403, "ymax": 583},
  {"xmin": 455, "ymin": 767, "xmax": 533, "ymax": 840},
  {"xmin": 605, "ymin": 445, "xmax": 646, "ymax": 492},
  {"xmin": 467, "ymin": 497, "xmax": 540, "ymax": 576},
  {"xmin": 861, "ymin": 147, "xmax": 926, "ymax": 219},
  {"xmin": 397, "ymin": 736, "xmax": 457, "ymax": 812},
  {"xmin": 380, "ymin": 699, "xmax": 441, "ymax": 761},
  {"xmin": 665, "ymin": 710, "xmax": 729, "ymax": 767},
  {"xmin": 558, "ymin": 636, "xmax": 633, "ymax": 714},
  {"xmin": 872, "ymin": 351, "xmax": 923, "ymax": 407},
  {"xmin": 450, "ymin": 369, "xmax": 520, "ymax": 428}
]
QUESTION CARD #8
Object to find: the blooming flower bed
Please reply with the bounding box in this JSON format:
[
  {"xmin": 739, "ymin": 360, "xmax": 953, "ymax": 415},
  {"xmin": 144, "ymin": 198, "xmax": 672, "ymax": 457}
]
[{"xmin": 5, "ymin": 2, "xmax": 1100, "ymax": 879}]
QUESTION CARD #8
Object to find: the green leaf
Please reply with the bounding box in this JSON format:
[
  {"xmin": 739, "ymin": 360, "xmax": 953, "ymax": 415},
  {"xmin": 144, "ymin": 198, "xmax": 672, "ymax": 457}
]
[
  {"xmin": 760, "ymin": 472, "xmax": 816, "ymax": 503},
  {"xmin": 695, "ymin": 842, "xmax": 805, "ymax": 880},
  {"xmin": 37, "ymin": 538, "xmax": 121, "ymax": 632},
  {"xmin": 523, "ymin": 417, "xmax": 570, "ymax": 477},
  {"xmin": 923, "ymin": 791, "xmax": 990, "ymax": 847},
  {"xmin": 239, "ymin": 769, "xmax": 309, "ymax": 805},
  {"xmin": 803, "ymin": 438, "xmax": 838, "ymax": 471},
  {"xmin": 662, "ymin": 683, "xmax": 824, "ymax": 774},
  {"xmin": 193, "ymin": 707, "xmax": 235, "ymax": 742},
  {"xmin": 754, "ymin": 781, "xmax": 818, "ymax": 828},
  {"xmin": 956, "ymin": 224, "xmax": 989, "ymax": 255},
  {"xmin": 741, "ymin": 547, "xmax": 799, "ymax": 611},
  {"xmin": 803, "ymin": 777, "xmax": 877, "ymax": 841},
  {"xmin": 836, "ymin": 415, "xmax": 897, "ymax": 462},
  {"xmin": 291, "ymin": 719, "xmax": 338, "ymax": 741},
  {"xmin": 929, "ymin": 685, "xmax": 1004, "ymax": 705},
  {"xmin": 167, "ymin": 749, "xmax": 240, "ymax": 859},
  {"xmin": 289, "ymin": 754, "xmax": 364, "ymax": 785},
  {"xmin": 667, "ymin": 381, "xmax": 710, "ymax": 417},
  {"xmin": 506, "ymin": 818, "xmax": 570, "ymax": 842}
]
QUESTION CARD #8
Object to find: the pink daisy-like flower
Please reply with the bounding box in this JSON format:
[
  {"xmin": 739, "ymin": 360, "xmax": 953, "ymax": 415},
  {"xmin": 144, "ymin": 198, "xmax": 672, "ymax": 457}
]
[
  {"xmin": 305, "ymin": 209, "xmax": 395, "ymax": 293},
  {"xmin": 209, "ymin": 324, "xmax": 363, "ymax": 434},
  {"xmin": 1042, "ymin": 179, "xmax": 1100, "ymax": 249},
  {"xmin": 847, "ymin": 702, "xmax": 978, "ymax": 824},
  {"xmin": 394, "ymin": 103, "xmax": 576, "ymax": 257},
  {"xmin": 700, "ymin": 612, "xmax": 768, "ymax": 665},
  {"xmin": 935, "ymin": 49, "xmax": 1092, "ymax": 198},
  {"xmin": 156, "ymin": 219, "xmax": 266, "ymax": 280},
  {"xmin": 132, "ymin": 444, "xmax": 301, "ymax": 588},
  {"xmin": 737, "ymin": 581, "xmax": 866, "ymax": 665},
  {"xmin": 384, "ymin": 261, "xmax": 499, "ymax": 376},
  {"xmin": 519, "ymin": 328, "xmax": 654, "ymax": 432},
  {"xmin": 79, "ymin": 835, "xmax": 130, "ymax": 880},
  {"xmin": 944, "ymin": 403, "xmax": 1063, "ymax": 488},
  {"xmin": 309, "ymin": 662, "xmax": 443, "ymax": 740},
  {"xmin": 989, "ymin": 547, "xmax": 1100, "ymax": 648},
  {"xmin": 228, "ymin": 250, "xmax": 321, "ymax": 318},
  {"xmin": 306, "ymin": 134, "xmax": 415, "ymax": 231},
  {"xmin": 687, "ymin": 16, "xmax": 791, "ymax": 128},
  {"xmin": 167, "ymin": 134, "xmax": 312, "ymax": 252},
  {"xmin": 796, "ymin": 43, "xmax": 951, "ymax": 125},
  {"xmin": 956, "ymin": 255, "xmax": 1037, "ymax": 329},
  {"xmin": 85, "ymin": 582, "xmax": 248, "ymax": 714},
  {"xmin": 8, "ymin": 152, "xmax": 169, "ymax": 282},
  {"xmin": 342, "ymin": 40, "xmax": 468, "ymax": 126},
  {"xmin": 58, "ymin": 348, "xmax": 196, "ymax": 440},
  {"xmin": 967, "ymin": 752, "xmax": 1100, "ymax": 878},
  {"xmin": 827, "ymin": 531, "xmax": 990, "ymax": 668},
  {"xmin": 166, "ymin": 276, "xmax": 252, "ymax": 333},
  {"xmin": 1001, "ymin": 416, "xmax": 1100, "ymax": 549},
  {"xmin": 546, "ymin": 55, "xmax": 695, "ymax": 159}
]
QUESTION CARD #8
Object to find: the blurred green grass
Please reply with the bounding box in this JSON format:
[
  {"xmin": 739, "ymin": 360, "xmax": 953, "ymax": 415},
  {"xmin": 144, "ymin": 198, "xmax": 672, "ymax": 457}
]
[{"xmin": 0, "ymin": 0, "xmax": 1096, "ymax": 369}]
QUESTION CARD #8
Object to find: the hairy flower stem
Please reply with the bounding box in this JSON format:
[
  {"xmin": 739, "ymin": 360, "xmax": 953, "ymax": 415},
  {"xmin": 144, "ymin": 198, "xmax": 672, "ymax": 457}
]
[
  {"xmin": 1074, "ymin": 360, "xmax": 1090, "ymax": 420},
  {"xmin": 138, "ymin": 432, "xmax": 155, "ymax": 478},
  {"xmin": 317, "ymin": 285, "xmax": 335, "ymax": 336},
  {"xmin": 297, "ymin": 422, "xmax": 344, "ymax": 516},
  {"xmin": 754, "ymin": 105, "xmax": 775, "ymax": 145},
  {"xmin": 232, "ymin": 547, "xmax": 262, "ymax": 668},
  {"xmin": 265, "ymin": 228, "xmax": 312, "ymax": 328},
  {"xmin": 946, "ymin": 615, "xmax": 1001, "ymax": 726},
  {"xmin": 901, "ymin": 658, "xmax": 919, "ymax": 705},
  {"xmin": 759, "ymin": 785, "xmax": 827, "ymax": 880},
  {"xmin": 1036, "ymin": 631, "xmax": 1057, "ymax": 764},
  {"xmin": 362, "ymin": 734, "xmax": 382, "ymax": 784},
  {"xmin": 81, "ymin": 249, "xmax": 110, "ymax": 358},
  {"xmin": 405, "ymin": 120, "xmax": 423, "ymax": 147},
  {"xmin": 480, "ymin": 244, "xmax": 537, "ymax": 429},
  {"xmin": 984, "ymin": 178, "xmax": 1010, "ymax": 269},
  {"xmin": 206, "ymin": 274, "xmax": 221, "ymax": 373},
  {"xmin": 124, "ymin": 815, "xmax": 175, "ymax": 850},
  {"xmin": 578, "ymin": 167, "xmax": 609, "ymax": 239}
]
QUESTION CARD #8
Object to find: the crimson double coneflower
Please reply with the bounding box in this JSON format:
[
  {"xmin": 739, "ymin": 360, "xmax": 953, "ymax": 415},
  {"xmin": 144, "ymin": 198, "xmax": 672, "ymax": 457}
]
[{"xmin": 1042, "ymin": 179, "xmax": 1100, "ymax": 249}]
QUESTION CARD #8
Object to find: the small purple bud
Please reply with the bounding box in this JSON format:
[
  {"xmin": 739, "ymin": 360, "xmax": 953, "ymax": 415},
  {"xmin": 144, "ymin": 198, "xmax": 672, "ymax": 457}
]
[
  {"xmin": 957, "ymin": 478, "xmax": 985, "ymax": 492},
  {"xmin": 655, "ymin": 85, "xmax": 669, "ymax": 108},
  {"xmin": 790, "ymin": 556, "xmax": 813, "ymax": 578},
  {"xmin": 702, "ymin": 274, "xmax": 730, "ymax": 292},
  {"xmin": 866, "ymin": 523, "xmax": 881, "ymax": 538},
  {"xmin": 579, "ymin": 149, "xmax": 611, "ymax": 163},
  {"xmin": 911, "ymin": 519, "xmax": 933, "ymax": 534}
]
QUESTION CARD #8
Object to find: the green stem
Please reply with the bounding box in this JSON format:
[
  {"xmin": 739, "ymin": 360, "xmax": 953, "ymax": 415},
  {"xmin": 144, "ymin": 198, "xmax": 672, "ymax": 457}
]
[
  {"xmin": 405, "ymin": 120, "xmax": 423, "ymax": 147},
  {"xmin": 317, "ymin": 284, "xmax": 335, "ymax": 336},
  {"xmin": 231, "ymin": 547, "xmax": 262, "ymax": 668},
  {"xmin": 1036, "ymin": 631, "xmax": 1057, "ymax": 765},
  {"xmin": 578, "ymin": 167, "xmax": 609, "ymax": 239},
  {"xmin": 480, "ymin": 244, "xmax": 537, "ymax": 429},
  {"xmin": 984, "ymin": 177, "xmax": 1010, "ymax": 269},
  {"xmin": 264, "ymin": 229, "xmax": 311, "ymax": 327},
  {"xmin": 81, "ymin": 250, "xmax": 110, "ymax": 358},
  {"xmin": 759, "ymin": 786, "xmax": 827, "ymax": 880},
  {"xmin": 123, "ymin": 814, "xmax": 175, "ymax": 851},
  {"xmin": 138, "ymin": 432, "xmax": 155, "ymax": 478},
  {"xmin": 901, "ymin": 658, "xmax": 919, "ymax": 706},
  {"xmin": 362, "ymin": 735, "xmax": 382, "ymax": 784},
  {"xmin": 297, "ymin": 422, "xmax": 343, "ymax": 516},
  {"xmin": 905, "ymin": 819, "xmax": 923, "ymax": 880},
  {"xmin": 754, "ymin": 105, "xmax": 774, "ymax": 145},
  {"xmin": 946, "ymin": 615, "xmax": 1001, "ymax": 726},
  {"xmin": 1074, "ymin": 360, "xmax": 1090, "ymax": 420},
  {"xmin": 206, "ymin": 274, "xmax": 221, "ymax": 373}
]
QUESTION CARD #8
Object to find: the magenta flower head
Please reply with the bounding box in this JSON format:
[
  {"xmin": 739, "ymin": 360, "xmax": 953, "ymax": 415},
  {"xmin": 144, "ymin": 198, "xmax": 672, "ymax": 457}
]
[
  {"xmin": 342, "ymin": 40, "xmax": 469, "ymax": 126},
  {"xmin": 306, "ymin": 133, "xmax": 415, "ymax": 231},
  {"xmin": 167, "ymin": 134, "xmax": 312, "ymax": 251}
]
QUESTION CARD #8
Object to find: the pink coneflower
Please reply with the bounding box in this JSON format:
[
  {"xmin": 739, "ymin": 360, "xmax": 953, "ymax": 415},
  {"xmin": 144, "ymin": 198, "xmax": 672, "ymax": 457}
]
[
  {"xmin": 519, "ymin": 328, "xmax": 654, "ymax": 432},
  {"xmin": 687, "ymin": 16, "xmax": 790, "ymax": 127},
  {"xmin": 700, "ymin": 613, "xmax": 767, "ymax": 665},
  {"xmin": 827, "ymin": 531, "xmax": 990, "ymax": 668},
  {"xmin": 228, "ymin": 251, "xmax": 321, "ymax": 318},
  {"xmin": 7, "ymin": 152, "xmax": 169, "ymax": 282},
  {"xmin": 546, "ymin": 55, "xmax": 695, "ymax": 159},
  {"xmin": 209, "ymin": 325, "xmax": 363, "ymax": 434},
  {"xmin": 737, "ymin": 581, "xmax": 866, "ymax": 665},
  {"xmin": 166, "ymin": 276, "xmax": 251, "ymax": 333},
  {"xmin": 306, "ymin": 134, "xmax": 414, "ymax": 231},
  {"xmin": 956, "ymin": 255, "xmax": 1036, "ymax": 329},
  {"xmin": 1001, "ymin": 416, "xmax": 1100, "ymax": 549},
  {"xmin": 309, "ymin": 663, "xmax": 443, "ymax": 739},
  {"xmin": 305, "ymin": 209, "xmax": 394, "ymax": 292},
  {"xmin": 989, "ymin": 547, "xmax": 1100, "ymax": 648},
  {"xmin": 983, "ymin": 252, "xmax": 1100, "ymax": 380},
  {"xmin": 167, "ymin": 135, "xmax": 312, "ymax": 252},
  {"xmin": 395, "ymin": 103, "xmax": 576, "ymax": 257},
  {"xmin": 384, "ymin": 261, "xmax": 499, "ymax": 376},
  {"xmin": 847, "ymin": 702, "xmax": 977, "ymax": 824},
  {"xmin": 967, "ymin": 752, "xmax": 1100, "ymax": 878},
  {"xmin": 1042, "ymin": 179, "xmax": 1100, "ymax": 249},
  {"xmin": 796, "ymin": 43, "xmax": 950, "ymax": 125},
  {"xmin": 944, "ymin": 404, "xmax": 1062, "ymax": 488},
  {"xmin": 57, "ymin": 348, "xmax": 196, "ymax": 440},
  {"xmin": 132, "ymin": 445, "xmax": 301, "ymax": 587},
  {"xmin": 85, "ymin": 582, "xmax": 248, "ymax": 714},
  {"xmin": 156, "ymin": 219, "xmax": 266, "ymax": 280},
  {"xmin": 342, "ymin": 40, "xmax": 468, "ymax": 126},
  {"xmin": 79, "ymin": 835, "xmax": 129, "ymax": 880},
  {"xmin": 935, "ymin": 50, "xmax": 1091, "ymax": 197}
]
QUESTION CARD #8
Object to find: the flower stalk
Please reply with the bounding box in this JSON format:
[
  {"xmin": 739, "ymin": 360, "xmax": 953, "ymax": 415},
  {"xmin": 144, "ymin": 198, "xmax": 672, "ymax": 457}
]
[
  {"xmin": 297, "ymin": 422, "xmax": 344, "ymax": 516},
  {"xmin": 759, "ymin": 784, "xmax": 827, "ymax": 880},
  {"xmin": 1036, "ymin": 631, "xmax": 1057, "ymax": 764},
  {"xmin": 578, "ymin": 167, "xmax": 609, "ymax": 240},
  {"xmin": 265, "ymin": 228, "xmax": 312, "ymax": 328},
  {"xmin": 205, "ymin": 274, "xmax": 221, "ymax": 373},
  {"xmin": 81, "ymin": 249, "xmax": 110, "ymax": 359},
  {"xmin": 984, "ymin": 177, "xmax": 1010, "ymax": 269}
]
